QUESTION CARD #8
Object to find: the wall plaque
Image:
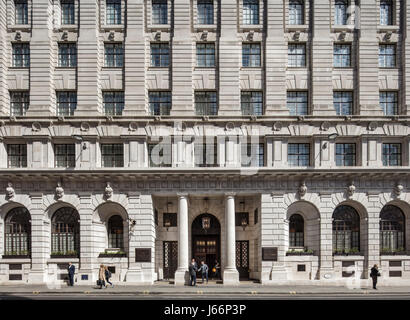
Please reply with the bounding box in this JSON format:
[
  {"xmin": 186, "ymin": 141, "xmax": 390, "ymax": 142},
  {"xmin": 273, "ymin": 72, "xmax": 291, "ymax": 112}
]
[
  {"xmin": 135, "ymin": 248, "xmax": 151, "ymax": 263},
  {"xmin": 262, "ymin": 247, "xmax": 278, "ymax": 261}
]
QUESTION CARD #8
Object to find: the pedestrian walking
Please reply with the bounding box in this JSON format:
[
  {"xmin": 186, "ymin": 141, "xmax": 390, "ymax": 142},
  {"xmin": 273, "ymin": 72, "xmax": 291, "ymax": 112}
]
[
  {"xmin": 198, "ymin": 260, "xmax": 209, "ymax": 284},
  {"xmin": 67, "ymin": 262, "xmax": 75, "ymax": 286},
  {"xmin": 188, "ymin": 258, "xmax": 198, "ymax": 286},
  {"xmin": 213, "ymin": 260, "xmax": 220, "ymax": 280},
  {"xmin": 370, "ymin": 264, "xmax": 381, "ymax": 289},
  {"xmin": 105, "ymin": 265, "xmax": 114, "ymax": 288},
  {"xmin": 98, "ymin": 264, "xmax": 107, "ymax": 289}
]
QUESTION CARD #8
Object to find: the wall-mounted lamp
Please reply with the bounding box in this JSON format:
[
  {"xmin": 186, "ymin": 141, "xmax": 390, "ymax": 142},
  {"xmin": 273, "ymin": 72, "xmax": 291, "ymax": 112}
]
[
  {"xmin": 322, "ymin": 133, "xmax": 339, "ymax": 149},
  {"xmin": 202, "ymin": 216, "xmax": 211, "ymax": 232},
  {"xmin": 241, "ymin": 216, "xmax": 248, "ymax": 231},
  {"xmin": 164, "ymin": 219, "xmax": 171, "ymax": 231},
  {"xmin": 72, "ymin": 135, "xmax": 87, "ymax": 150}
]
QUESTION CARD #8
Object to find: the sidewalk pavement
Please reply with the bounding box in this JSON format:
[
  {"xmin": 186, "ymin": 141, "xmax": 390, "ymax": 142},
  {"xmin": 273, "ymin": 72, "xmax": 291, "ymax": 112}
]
[{"xmin": 0, "ymin": 281, "xmax": 409, "ymax": 295}]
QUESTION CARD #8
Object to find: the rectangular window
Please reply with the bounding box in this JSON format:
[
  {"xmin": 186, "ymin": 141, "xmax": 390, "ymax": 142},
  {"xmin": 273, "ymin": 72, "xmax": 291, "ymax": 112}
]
[
  {"xmin": 58, "ymin": 43, "xmax": 77, "ymax": 67},
  {"xmin": 152, "ymin": 0, "xmax": 168, "ymax": 24},
  {"xmin": 61, "ymin": 0, "xmax": 75, "ymax": 25},
  {"xmin": 288, "ymin": 43, "xmax": 306, "ymax": 67},
  {"xmin": 336, "ymin": 143, "xmax": 356, "ymax": 166},
  {"xmin": 288, "ymin": 143, "xmax": 310, "ymax": 167},
  {"xmin": 194, "ymin": 139, "xmax": 218, "ymax": 167},
  {"xmin": 57, "ymin": 91, "xmax": 77, "ymax": 116},
  {"xmin": 333, "ymin": 91, "xmax": 353, "ymax": 115},
  {"xmin": 380, "ymin": 0, "xmax": 393, "ymax": 25},
  {"xmin": 7, "ymin": 144, "xmax": 27, "ymax": 168},
  {"xmin": 289, "ymin": 0, "xmax": 304, "ymax": 25},
  {"xmin": 243, "ymin": 0, "xmax": 259, "ymax": 25},
  {"xmin": 148, "ymin": 141, "xmax": 172, "ymax": 167},
  {"xmin": 379, "ymin": 44, "xmax": 396, "ymax": 68},
  {"xmin": 195, "ymin": 91, "xmax": 218, "ymax": 115},
  {"xmin": 149, "ymin": 91, "xmax": 171, "ymax": 115},
  {"xmin": 242, "ymin": 43, "xmax": 261, "ymax": 67},
  {"xmin": 12, "ymin": 43, "xmax": 30, "ymax": 68},
  {"xmin": 333, "ymin": 44, "xmax": 351, "ymax": 68},
  {"xmin": 380, "ymin": 91, "xmax": 398, "ymax": 115},
  {"xmin": 10, "ymin": 91, "xmax": 29, "ymax": 116},
  {"xmin": 287, "ymin": 91, "xmax": 308, "ymax": 116},
  {"xmin": 15, "ymin": 0, "xmax": 28, "ymax": 24},
  {"xmin": 106, "ymin": 0, "xmax": 121, "ymax": 25},
  {"xmin": 383, "ymin": 143, "xmax": 401, "ymax": 166},
  {"xmin": 103, "ymin": 91, "xmax": 124, "ymax": 116},
  {"xmin": 55, "ymin": 144, "xmax": 75, "ymax": 168},
  {"xmin": 241, "ymin": 91, "xmax": 263, "ymax": 115},
  {"xmin": 150, "ymin": 43, "xmax": 169, "ymax": 67},
  {"xmin": 241, "ymin": 142, "xmax": 264, "ymax": 167},
  {"xmin": 101, "ymin": 144, "xmax": 124, "ymax": 167},
  {"xmin": 196, "ymin": 43, "xmax": 215, "ymax": 67},
  {"xmin": 104, "ymin": 43, "xmax": 123, "ymax": 67},
  {"xmin": 197, "ymin": 0, "xmax": 213, "ymax": 24},
  {"xmin": 335, "ymin": 0, "xmax": 348, "ymax": 25}
]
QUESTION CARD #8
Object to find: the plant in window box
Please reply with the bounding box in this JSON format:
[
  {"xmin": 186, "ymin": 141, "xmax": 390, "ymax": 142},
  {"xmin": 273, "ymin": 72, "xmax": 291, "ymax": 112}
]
[
  {"xmin": 98, "ymin": 250, "xmax": 127, "ymax": 258},
  {"xmin": 51, "ymin": 250, "xmax": 78, "ymax": 258},
  {"xmin": 3, "ymin": 250, "xmax": 30, "ymax": 258}
]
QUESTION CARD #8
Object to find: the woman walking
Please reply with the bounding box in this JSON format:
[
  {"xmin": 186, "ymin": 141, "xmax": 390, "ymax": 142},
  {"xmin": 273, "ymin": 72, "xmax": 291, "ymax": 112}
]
[{"xmin": 98, "ymin": 264, "xmax": 107, "ymax": 289}]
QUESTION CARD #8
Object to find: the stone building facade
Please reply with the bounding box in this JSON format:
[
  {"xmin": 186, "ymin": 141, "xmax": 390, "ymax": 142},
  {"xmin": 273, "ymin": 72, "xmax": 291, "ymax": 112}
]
[{"xmin": 0, "ymin": 0, "xmax": 410, "ymax": 286}]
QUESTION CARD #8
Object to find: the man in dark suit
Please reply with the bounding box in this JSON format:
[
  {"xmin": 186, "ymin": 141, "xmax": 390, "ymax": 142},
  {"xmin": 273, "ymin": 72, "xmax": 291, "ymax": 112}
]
[
  {"xmin": 370, "ymin": 264, "xmax": 381, "ymax": 289},
  {"xmin": 188, "ymin": 258, "xmax": 198, "ymax": 286},
  {"xmin": 68, "ymin": 262, "xmax": 75, "ymax": 286}
]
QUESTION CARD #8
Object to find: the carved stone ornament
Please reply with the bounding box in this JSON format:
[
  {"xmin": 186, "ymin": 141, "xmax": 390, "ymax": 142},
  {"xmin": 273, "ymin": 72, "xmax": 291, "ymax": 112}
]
[
  {"xmin": 55, "ymin": 182, "xmax": 64, "ymax": 200},
  {"xmin": 273, "ymin": 122, "xmax": 283, "ymax": 131},
  {"xmin": 347, "ymin": 181, "xmax": 355, "ymax": 199},
  {"xmin": 368, "ymin": 121, "xmax": 378, "ymax": 131},
  {"xmin": 104, "ymin": 182, "xmax": 113, "ymax": 200},
  {"xmin": 393, "ymin": 184, "xmax": 404, "ymax": 198},
  {"xmin": 320, "ymin": 121, "xmax": 330, "ymax": 131},
  {"xmin": 298, "ymin": 181, "xmax": 307, "ymax": 198},
  {"xmin": 6, "ymin": 183, "xmax": 15, "ymax": 200}
]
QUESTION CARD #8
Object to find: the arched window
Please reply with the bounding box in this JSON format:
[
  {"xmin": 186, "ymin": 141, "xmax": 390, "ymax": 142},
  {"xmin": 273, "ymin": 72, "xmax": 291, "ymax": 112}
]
[
  {"xmin": 380, "ymin": 205, "xmax": 405, "ymax": 252},
  {"xmin": 108, "ymin": 215, "xmax": 124, "ymax": 249},
  {"xmin": 332, "ymin": 205, "xmax": 360, "ymax": 252},
  {"xmin": 51, "ymin": 207, "xmax": 80, "ymax": 256},
  {"xmin": 289, "ymin": 214, "xmax": 304, "ymax": 247},
  {"xmin": 5, "ymin": 207, "xmax": 31, "ymax": 256}
]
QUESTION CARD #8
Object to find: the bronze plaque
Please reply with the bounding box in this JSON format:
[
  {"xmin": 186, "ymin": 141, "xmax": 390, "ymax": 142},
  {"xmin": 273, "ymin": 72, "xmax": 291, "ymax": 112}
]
[
  {"xmin": 262, "ymin": 247, "xmax": 278, "ymax": 261},
  {"xmin": 135, "ymin": 248, "xmax": 151, "ymax": 262}
]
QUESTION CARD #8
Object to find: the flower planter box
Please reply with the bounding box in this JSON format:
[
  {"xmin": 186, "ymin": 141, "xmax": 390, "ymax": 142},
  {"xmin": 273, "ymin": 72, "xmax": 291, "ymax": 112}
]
[
  {"xmin": 50, "ymin": 255, "xmax": 79, "ymax": 259},
  {"xmin": 98, "ymin": 253, "xmax": 127, "ymax": 258},
  {"xmin": 380, "ymin": 252, "xmax": 407, "ymax": 256},
  {"xmin": 286, "ymin": 252, "xmax": 314, "ymax": 256},
  {"xmin": 2, "ymin": 255, "xmax": 31, "ymax": 259},
  {"xmin": 333, "ymin": 252, "xmax": 363, "ymax": 256}
]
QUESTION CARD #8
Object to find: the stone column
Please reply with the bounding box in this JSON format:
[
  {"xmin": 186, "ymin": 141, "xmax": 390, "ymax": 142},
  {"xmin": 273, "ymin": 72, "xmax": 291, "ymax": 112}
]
[
  {"xmin": 174, "ymin": 193, "xmax": 189, "ymax": 285},
  {"xmin": 223, "ymin": 192, "xmax": 239, "ymax": 285}
]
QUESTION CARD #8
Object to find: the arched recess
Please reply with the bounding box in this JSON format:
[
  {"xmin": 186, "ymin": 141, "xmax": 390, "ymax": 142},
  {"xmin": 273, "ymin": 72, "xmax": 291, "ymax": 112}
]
[
  {"xmin": 4, "ymin": 206, "xmax": 31, "ymax": 256},
  {"xmin": 51, "ymin": 207, "xmax": 80, "ymax": 256},
  {"xmin": 332, "ymin": 205, "xmax": 361, "ymax": 253},
  {"xmin": 380, "ymin": 204, "xmax": 406, "ymax": 253}
]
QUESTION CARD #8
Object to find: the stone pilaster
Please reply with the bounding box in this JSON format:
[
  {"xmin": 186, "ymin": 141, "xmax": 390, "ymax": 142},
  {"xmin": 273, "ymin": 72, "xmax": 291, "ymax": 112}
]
[
  {"xmin": 223, "ymin": 192, "xmax": 239, "ymax": 285},
  {"xmin": 174, "ymin": 193, "xmax": 189, "ymax": 285}
]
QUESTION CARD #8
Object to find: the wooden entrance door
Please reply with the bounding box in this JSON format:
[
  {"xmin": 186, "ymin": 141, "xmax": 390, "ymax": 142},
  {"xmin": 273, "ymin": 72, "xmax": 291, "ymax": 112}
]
[
  {"xmin": 163, "ymin": 241, "xmax": 178, "ymax": 279},
  {"xmin": 192, "ymin": 235, "xmax": 220, "ymax": 278},
  {"xmin": 236, "ymin": 240, "xmax": 249, "ymax": 279}
]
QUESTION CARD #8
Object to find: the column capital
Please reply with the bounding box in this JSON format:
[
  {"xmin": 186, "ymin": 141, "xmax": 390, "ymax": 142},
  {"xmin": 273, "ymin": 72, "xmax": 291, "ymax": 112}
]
[
  {"xmin": 224, "ymin": 192, "xmax": 236, "ymax": 198},
  {"xmin": 177, "ymin": 192, "xmax": 189, "ymax": 198}
]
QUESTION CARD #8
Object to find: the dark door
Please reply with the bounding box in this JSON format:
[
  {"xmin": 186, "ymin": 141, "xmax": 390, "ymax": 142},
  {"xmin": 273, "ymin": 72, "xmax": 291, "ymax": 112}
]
[
  {"xmin": 192, "ymin": 235, "xmax": 220, "ymax": 279},
  {"xmin": 236, "ymin": 240, "xmax": 249, "ymax": 279},
  {"xmin": 163, "ymin": 241, "xmax": 178, "ymax": 279}
]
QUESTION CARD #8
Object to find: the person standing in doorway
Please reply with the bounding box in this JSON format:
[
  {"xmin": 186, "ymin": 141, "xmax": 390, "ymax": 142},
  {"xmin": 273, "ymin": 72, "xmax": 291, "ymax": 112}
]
[
  {"xmin": 188, "ymin": 258, "xmax": 198, "ymax": 286},
  {"xmin": 67, "ymin": 262, "xmax": 75, "ymax": 286},
  {"xmin": 199, "ymin": 260, "xmax": 209, "ymax": 284},
  {"xmin": 105, "ymin": 265, "xmax": 114, "ymax": 288},
  {"xmin": 213, "ymin": 260, "xmax": 220, "ymax": 280},
  {"xmin": 370, "ymin": 264, "xmax": 381, "ymax": 289},
  {"xmin": 98, "ymin": 264, "xmax": 107, "ymax": 289}
]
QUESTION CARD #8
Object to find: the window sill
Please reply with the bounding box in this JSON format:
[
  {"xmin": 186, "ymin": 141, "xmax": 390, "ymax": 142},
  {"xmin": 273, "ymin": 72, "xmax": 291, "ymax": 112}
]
[
  {"xmin": 194, "ymin": 24, "xmax": 217, "ymax": 31},
  {"xmin": 147, "ymin": 67, "xmax": 170, "ymax": 71},
  {"xmin": 2, "ymin": 255, "xmax": 31, "ymax": 259},
  {"xmin": 377, "ymin": 25, "xmax": 399, "ymax": 32},
  {"xmin": 57, "ymin": 25, "xmax": 78, "ymax": 31},
  {"xmin": 239, "ymin": 24, "xmax": 263, "ymax": 31},
  {"xmin": 331, "ymin": 25, "xmax": 355, "ymax": 32},
  {"xmin": 101, "ymin": 67, "xmax": 123, "ymax": 70},
  {"xmin": 55, "ymin": 67, "xmax": 77, "ymax": 70},
  {"xmin": 286, "ymin": 67, "xmax": 307, "ymax": 71},
  {"xmin": 240, "ymin": 67, "xmax": 262, "ymax": 70},
  {"xmin": 286, "ymin": 25, "xmax": 309, "ymax": 32},
  {"xmin": 148, "ymin": 24, "xmax": 171, "ymax": 31},
  {"xmin": 50, "ymin": 254, "xmax": 79, "ymax": 259},
  {"xmin": 194, "ymin": 67, "xmax": 216, "ymax": 71},
  {"xmin": 101, "ymin": 25, "xmax": 125, "ymax": 31},
  {"xmin": 8, "ymin": 25, "xmax": 31, "ymax": 31},
  {"xmin": 9, "ymin": 67, "xmax": 29, "ymax": 70}
]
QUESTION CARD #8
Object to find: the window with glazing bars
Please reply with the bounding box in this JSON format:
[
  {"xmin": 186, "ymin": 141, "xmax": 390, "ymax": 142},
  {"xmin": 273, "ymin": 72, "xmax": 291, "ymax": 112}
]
[
  {"xmin": 380, "ymin": 91, "xmax": 398, "ymax": 115},
  {"xmin": 289, "ymin": 0, "xmax": 304, "ymax": 25},
  {"xmin": 148, "ymin": 141, "xmax": 172, "ymax": 167},
  {"xmin": 61, "ymin": 0, "xmax": 75, "ymax": 25},
  {"xmin": 288, "ymin": 43, "xmax": 306, "ymax": 67},
  {"xmin": 7, "ymin": 144, "xmax": 27, "ymax": 168},
  {"xmin": 196, "ymin": 43, "xmax": 215, "ymax": 67},
  {"xmin": 288, "ymin": 143, "xmax": 310, "ymax": 166},
  {"xmin": 106, "ymin": 0, "xmax": 121, "ymax": 24},
  {"xmin": 195, "ymin": 91, "xmax": 218, "ymax": 115},
  {"xmin": 151, "ymin": 43, "xmax": 169, "ymax": 67},
  {"xmin": 241, "ymin": 91, "xmax": 263, "ymax": 115},
  {"xmin": 241, "ymin": 142, "xmax": 264, "ymax": 167},
  {"xmin": 332, "ymin": 205, "xmax": 360, "ymax": 252},
  {"xmin": 335, "ymin": 0, "xmax": 348, "ymax": 25},
  {"xmin": 380, "ymin": 0, "xmax": 393, "ymax": 25},
  {"xmin": 51, "ymin": 207, "xmax": 80, "ymax": 255},
  {"xmin": 55, "ymin": 144, "xmax": 75, "ymax": 168},
  {"xmin": 57, "ymin": 91, "xmax": 77, "ymax": 116},
  {"xmin": 379, "ymin": 44, "xmax": 396, "ymax": 68},
  {"xmin": 15, "ymin": 0, "xmax": 28, "ymax": 24},
  {"xmin": 194, "ymin": 140, "xmax": 218, "ymax": 167},
  {"xmin": 335, "ymin": 143, "xmax": 356, "ymax": 166},
  {"xmin": 12, "ymin": 43, "xmax": 30, "ymax": 67},
  {"xmin": 289, "ymin": 214, "xmax": 304, "ymax": 247},
  {"xmin": 243, "ymin": 0, "xmax": 259, "ymax": 25},
  {"xmin": 149, "ymin": 91, "xmax": 171, "ymax": 115},
  {"xmin": 10, "ymin": 91, "xmax": 29, "ymax": 116},
  {"xmin": 5, "ymin": 207, "xmax": 31, "ymax": 256},
  {"xmin": 108, "ymin": 215, "xmax": 124, "ymax": 249},
  {"xmin": 333, "ymin": 91, "xmax": 353, "ymax": 115},
  {"xmin": 197, "ymin": 0, "xmax": 214, "ymax": 24},
  {"xmin": 333, "ymin": 44, "xmax": 351, "ymax": 67},
  {"xmin": 287, "ymin": 91, "xmax": 308, "ymax": 115},
  {"xmin": 101, "ymin": 144, "xmax": 124, "ymax": 167},
  {"xmin": 382, "ymin": 143, "xmax": 401, "ymax": 166},
  {"xmin": 380, "ymin": 205, "xmax": 405, "ymax": 251},
  {"xmin": 104, "ymin": 43, "xmax": 123, "ymax": 67},
  {"xmin": 242, "ymin": 43, "xmax": 261, "ymax": 67},
  {"xmin": 103, "ymin": 91, "xmax": 124, "ymax": 115},
  {"xmin": 152, "ymin": 0, "xmax": 168, "ymax": 24},
  {"xmin": 58, "ymin": 43, "xmax": 77, "ymax": 67}
]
